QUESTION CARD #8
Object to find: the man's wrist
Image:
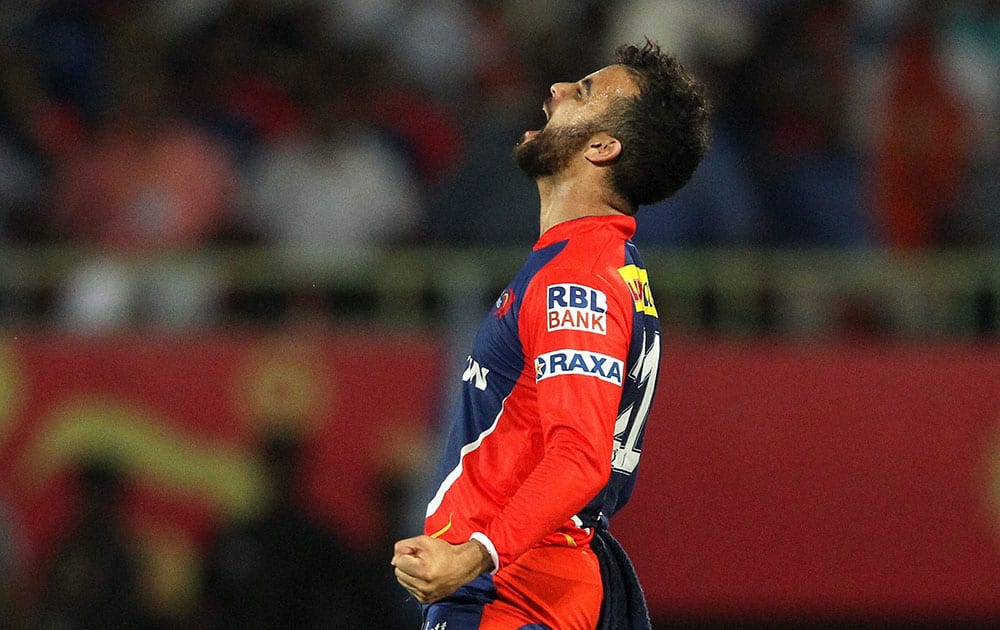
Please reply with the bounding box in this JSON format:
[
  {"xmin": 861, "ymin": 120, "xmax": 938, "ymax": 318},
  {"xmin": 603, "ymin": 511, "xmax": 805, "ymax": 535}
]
[
  {"xmin": 463, "ymin": 539, "xmax": 492, "ymax": 576},
  {"xmin": 468, "ymin": 532, "xmax": 499, "ymax": 575}
]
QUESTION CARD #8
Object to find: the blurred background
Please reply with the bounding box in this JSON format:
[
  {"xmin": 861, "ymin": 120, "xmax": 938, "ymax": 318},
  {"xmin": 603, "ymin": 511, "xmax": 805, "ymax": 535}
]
[{"xmin": 0, "ymin": 0, "xmax": 998, "ymax": 628}]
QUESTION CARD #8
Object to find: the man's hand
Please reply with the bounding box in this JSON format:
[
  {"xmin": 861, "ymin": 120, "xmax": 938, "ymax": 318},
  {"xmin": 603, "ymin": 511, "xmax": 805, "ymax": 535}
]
[{"xmin": 392, "ymin": 535, "xmax": 494, "ymax": 604}]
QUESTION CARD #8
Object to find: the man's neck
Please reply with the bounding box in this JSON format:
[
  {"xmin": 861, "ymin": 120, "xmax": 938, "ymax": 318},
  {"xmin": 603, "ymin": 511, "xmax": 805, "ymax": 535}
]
[{"xmin": 536, "ymin": 172, "xmax": 630, "ymax": 236}]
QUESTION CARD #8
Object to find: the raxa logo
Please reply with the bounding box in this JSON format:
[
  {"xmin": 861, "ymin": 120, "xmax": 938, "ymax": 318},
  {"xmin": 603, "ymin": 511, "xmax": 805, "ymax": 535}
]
[
  {"xmin": 535, "ymin": 349, "xmax": 623, "ymax": 386},
  {"xmin": 461, "ymin": 355, "xmax": 489, "ymax": 391}
]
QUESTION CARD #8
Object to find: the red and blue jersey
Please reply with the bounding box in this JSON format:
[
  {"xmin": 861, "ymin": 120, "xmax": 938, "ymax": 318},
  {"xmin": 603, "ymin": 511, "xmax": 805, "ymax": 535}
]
[{"xmin": 424, "ymin": 214, "xmax": 662, "ymax": 572}]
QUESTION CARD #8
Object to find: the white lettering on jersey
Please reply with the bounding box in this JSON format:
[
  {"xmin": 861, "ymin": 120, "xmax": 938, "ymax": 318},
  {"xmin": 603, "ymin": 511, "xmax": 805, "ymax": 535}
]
[
  {"xmin": 534, "ymin": 349, "xmax": 623, "ymax": 386},
  {"xmin": 546, "ymin": 283, "xmax": 608, "ymax": 334},
  {"xmin": 461, "ymin": 355, "xmax": 489, "ymax": 391},
  {"xmin": 612, "ymin": 329, "xmax": 660, "ymax": 474}
]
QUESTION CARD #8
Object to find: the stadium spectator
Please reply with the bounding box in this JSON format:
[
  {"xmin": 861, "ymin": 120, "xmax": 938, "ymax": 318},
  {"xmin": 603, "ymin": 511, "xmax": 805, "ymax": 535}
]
[
  {"xmin": 939, "ymin": 0, "xmax": 1000, "ymax": 246},
  {"xmin": 53, "ymin": 74, "xmax": 236, "ymax": 330},
  {"xmin": 36, "ymin": 460, "xmax": 148, "ymax": 629},
  {"xmin": 241, "ymin": 50, "xmax": 421, "ymax": 265},
  {"xmin": 49, "ymin": 60, "xmax": 237, "ymax": 329},
  {"xmin": 737, "ymin": 0, "xmax": 873, "ymax": 246},
  {"xmin": 199, "ymin": 430, "xmax": 380, "ymax": 628},
  {"xmin": 0, "ymin": 50, "xmax": 54, "ymax": 246},
  {"xmin": 383, "ymin": 0, "xmax": 480, "ymax": 101},
  {"xmin": 15, "ymin": 0, "xmax": 114, "ymax": 127},
  {"xmin": 164, "ymin": 0, "xmax": 318, "ymax": 168},
  {"xmin": 51, "ymin": 68, "xmax": 235, "ymax": 251},
  {"xmin": 0, "ymin": 498, "xmax": 22, "ymax": 627},
  {"xmin": 870, "ymin": 9, "xmax": 971, "ymax": 249},
  {"xmin": 368, "ymin": 49, "xmax": 465, "ymax": 187}
]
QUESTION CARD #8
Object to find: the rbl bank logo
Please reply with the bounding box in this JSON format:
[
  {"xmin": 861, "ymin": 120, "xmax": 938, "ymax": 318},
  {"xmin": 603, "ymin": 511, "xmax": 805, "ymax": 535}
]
[{"xmin": 546, "ymin": 283, "xmax": 607, "ymax": 334}]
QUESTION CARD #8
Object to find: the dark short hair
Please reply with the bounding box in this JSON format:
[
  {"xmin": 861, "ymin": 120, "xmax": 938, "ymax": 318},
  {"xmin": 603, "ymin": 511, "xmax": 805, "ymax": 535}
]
[{"xmin": 606, "ymin": 40, "xmax": 711, "ymax": 210}]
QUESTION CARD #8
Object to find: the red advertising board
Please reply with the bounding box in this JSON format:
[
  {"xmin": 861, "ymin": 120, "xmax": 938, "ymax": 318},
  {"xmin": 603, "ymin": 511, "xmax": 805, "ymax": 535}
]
[
  {"xmin": 1, "ymin": 334, "xmax": 999, "ymax": 619},
  {"xmin": 614, "ymin": 339, "xmax": 1000, "ymax": 619},
  {"xmin": 0, "ymin": 331, "xmax": 445, "ymax": 609}
]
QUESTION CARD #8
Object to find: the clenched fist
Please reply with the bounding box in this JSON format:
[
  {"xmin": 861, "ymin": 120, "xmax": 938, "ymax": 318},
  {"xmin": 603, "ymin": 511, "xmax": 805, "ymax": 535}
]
[{"xmin": 391, "ymin": 535, "xmax": 494, "ymax": 604}]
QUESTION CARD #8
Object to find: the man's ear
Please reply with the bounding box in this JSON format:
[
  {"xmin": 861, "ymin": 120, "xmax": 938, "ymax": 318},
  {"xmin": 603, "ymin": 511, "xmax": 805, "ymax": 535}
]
[{"xmin": 584, "ymin": 132, "xmax": 622, "ymax": 165}]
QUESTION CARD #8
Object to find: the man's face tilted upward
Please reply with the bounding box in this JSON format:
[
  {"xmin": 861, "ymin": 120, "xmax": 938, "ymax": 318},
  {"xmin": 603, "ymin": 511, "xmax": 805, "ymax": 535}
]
[{"xmin": 513, "ymin": 64, "xmax": 639, "ymax": 179}]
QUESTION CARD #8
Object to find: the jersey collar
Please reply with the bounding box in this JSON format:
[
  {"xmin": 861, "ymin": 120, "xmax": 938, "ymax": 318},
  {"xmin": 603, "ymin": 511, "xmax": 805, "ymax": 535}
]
[{"xmin": 533, "ymin": 214, "xmax": 637, "ymax": 250}]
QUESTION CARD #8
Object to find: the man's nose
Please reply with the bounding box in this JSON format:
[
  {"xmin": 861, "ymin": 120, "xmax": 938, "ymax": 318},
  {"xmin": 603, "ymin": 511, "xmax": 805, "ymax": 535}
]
[{"xmin": 550, "ymin": 82, "xmax": 571, "ymax": 100}]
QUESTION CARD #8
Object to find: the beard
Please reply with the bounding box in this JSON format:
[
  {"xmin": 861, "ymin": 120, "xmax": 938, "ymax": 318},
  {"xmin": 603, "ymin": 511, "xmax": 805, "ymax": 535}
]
[{"xmin": 512, "ymin": 121, "xmax": 598, "ymax": 178}]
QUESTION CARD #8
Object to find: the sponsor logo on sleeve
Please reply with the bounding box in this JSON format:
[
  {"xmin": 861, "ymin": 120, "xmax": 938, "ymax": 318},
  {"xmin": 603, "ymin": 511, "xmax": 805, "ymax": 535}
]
[
  {"xmin": 617, "ymin": 265, "xmax": 658, "ymax": 316},
  {"xmin": 534, "ymin": 349, "xmax": 623, "ymax": 386},
  {"xmin": 546, "ymin": 283, "xmax": 607, "ymax": 334},
  {"xmin": 461, "ymin": 355, "xmax": 489, "ymax": 391},
  {"xmin": 492, "ymin": 288, "xmax": 515, "ymax": 319}
]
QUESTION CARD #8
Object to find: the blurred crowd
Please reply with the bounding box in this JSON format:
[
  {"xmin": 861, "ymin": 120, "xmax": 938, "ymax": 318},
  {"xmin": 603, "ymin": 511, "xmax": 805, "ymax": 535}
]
[
  {"xmin": 1, "ymin": 430, "xmax": 424, "ymax": 629},
  {"xmin": 0, "ymin": 0, "xmax": 998, "ymax": 328}
]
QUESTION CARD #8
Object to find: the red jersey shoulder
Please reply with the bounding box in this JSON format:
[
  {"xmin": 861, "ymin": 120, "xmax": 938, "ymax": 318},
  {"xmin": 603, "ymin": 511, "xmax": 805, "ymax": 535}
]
[
  {"xmin": 535, "ymin": 228, "xmax": 637, "ymax": 324},
  {"xmin": 519, "ymin": 252, "xmax": 635, "ymax": 356}
]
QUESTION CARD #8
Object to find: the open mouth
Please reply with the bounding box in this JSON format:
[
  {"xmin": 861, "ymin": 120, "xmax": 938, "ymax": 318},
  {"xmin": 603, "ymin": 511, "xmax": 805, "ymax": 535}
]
[{"xmin": 518, "ymin": 99, "xmax": 551, "ymax": 145}]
